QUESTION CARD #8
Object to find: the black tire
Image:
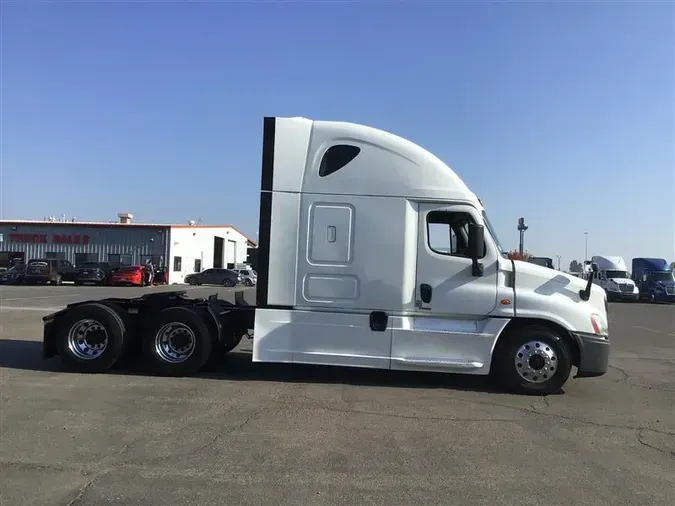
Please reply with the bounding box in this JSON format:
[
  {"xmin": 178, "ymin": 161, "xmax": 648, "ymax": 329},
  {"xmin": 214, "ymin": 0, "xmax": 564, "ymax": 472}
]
[
  {"xmin": 55, "ymin": 303, "xmax": 127, "ymax": 373},
  {"xmin": 188, "ymin": 278, "xmax": 197, "ymax": 286},
  {"xmin": 492, "ymin": 325, "xmax": 572, "ymax": 395},
  {"xmin": 222, "ymin": 278, "xmax": 234, "ymax": 287},
  {"xmin": 142, "ymin": 307, "xmax": 213, "ymax": 377},
  {"xmin": 244, "ymin": 279, "xmax": 253, "ymax": 287}
]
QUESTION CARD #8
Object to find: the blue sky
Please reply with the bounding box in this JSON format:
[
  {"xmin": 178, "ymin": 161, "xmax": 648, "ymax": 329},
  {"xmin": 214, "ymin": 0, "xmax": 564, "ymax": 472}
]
[{"xmin": 2, "ymin": 1, "xmax": 673, "ymax": 268}]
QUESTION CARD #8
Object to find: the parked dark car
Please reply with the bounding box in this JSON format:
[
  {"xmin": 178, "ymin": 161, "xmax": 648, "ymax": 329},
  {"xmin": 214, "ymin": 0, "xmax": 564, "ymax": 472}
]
[
  {"xmin": 74, "ymin": 262, "xmax": 113, "ymax": 286},
  {"xmin": 184, "ymin": 268, "xmax": 242, "ymax": 287},
  {"xmin": 23, "ymin": 258, "xmax": 77, "ymax": 285},
  {"xmin": 0, "ymin": 263, "xmax": 26, "ymax": 285}
]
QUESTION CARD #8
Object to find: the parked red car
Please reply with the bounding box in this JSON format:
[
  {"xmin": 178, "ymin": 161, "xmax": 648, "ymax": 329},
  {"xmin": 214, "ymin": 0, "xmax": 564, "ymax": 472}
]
[{"xmin": 110, "ymin": 265, "xmax": 146, "ymax": 286}]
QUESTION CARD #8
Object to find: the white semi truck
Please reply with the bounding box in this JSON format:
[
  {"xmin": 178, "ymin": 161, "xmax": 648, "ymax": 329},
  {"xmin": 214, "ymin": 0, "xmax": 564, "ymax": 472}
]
[
  {"xmin": 41, "ymin": 117, "xmax": 610, "ymax": 394},
  {"xmin": 590, "ymin": 255, "xmax": 639, "ymax": 302}
]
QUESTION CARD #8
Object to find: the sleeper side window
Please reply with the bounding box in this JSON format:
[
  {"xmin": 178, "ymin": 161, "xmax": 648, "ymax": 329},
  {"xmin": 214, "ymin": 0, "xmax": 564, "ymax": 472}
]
[
  {"xmin": 427, "ymin": 210, "xmax": 485, "ymax": 259},
  {"xmin": 318, "ymin": 145, "xmax": 361, "ymax": 177}
]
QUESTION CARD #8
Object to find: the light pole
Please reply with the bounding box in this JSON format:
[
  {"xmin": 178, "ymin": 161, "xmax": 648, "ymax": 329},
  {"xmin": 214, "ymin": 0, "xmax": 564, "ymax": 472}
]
[
  {"xmin": 556, "ymin": 255, "xmax": 561, "ymax": 270},
  {"xmin": 518, "ymin": 217, "xmax": 528, "ymax": 255},
  {"xmin": 584, "ymin": 232, "xmax": 589, "ymax": 263}
]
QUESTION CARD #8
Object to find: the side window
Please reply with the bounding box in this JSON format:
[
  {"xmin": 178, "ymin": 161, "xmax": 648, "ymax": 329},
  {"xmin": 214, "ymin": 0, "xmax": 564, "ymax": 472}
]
[
  {"xmin": 173, "ymin": 256, "xmax": 182, "ymax": 272},
  {"xmin": 427, "ymin": 210, "xmax": 482, "ymax": 258},
  {"xmin": 318, "ymin": 145, "xmax": 361, "ymax": 177}
]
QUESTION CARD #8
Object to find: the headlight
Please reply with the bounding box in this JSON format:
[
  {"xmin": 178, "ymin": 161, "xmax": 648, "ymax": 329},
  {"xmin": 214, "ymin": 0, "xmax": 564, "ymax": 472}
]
[{"xmin": 591, "ymin": 313, "xmax": 608, "ymax": 336}]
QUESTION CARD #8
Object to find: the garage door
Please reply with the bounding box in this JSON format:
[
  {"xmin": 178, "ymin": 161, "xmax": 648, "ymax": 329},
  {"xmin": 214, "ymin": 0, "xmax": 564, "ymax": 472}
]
[{"xmin": 226, "ymin": 240, "xmax": 237, "ymax": 267}]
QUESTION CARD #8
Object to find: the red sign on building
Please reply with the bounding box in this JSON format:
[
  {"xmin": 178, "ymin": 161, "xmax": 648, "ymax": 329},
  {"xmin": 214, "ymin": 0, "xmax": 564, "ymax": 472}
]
[{"xmin": 9, "ymin": 233, "xmax": 90, "ymax": 245}]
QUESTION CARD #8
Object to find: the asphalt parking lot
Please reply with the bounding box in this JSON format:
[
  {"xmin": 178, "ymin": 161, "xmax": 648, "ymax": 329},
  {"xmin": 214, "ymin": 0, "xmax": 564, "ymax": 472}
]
[{"xmin": 0, "ymin": 285, "xmax": 673, "ymax": 506}]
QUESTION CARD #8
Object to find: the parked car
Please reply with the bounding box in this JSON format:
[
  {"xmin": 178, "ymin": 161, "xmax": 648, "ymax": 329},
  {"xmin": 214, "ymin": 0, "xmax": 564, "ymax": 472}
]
[
  {"xmin": 23, "ymin": 258, "xmax": 77, "ymax": 285},
  {"xmin": 110, "ymin": 265, "xmax": 147, "ymax": 287},
  {"xmin": 233, "ymin": 268, "xmax": 257, "ymax": 286},
  {"xmin": 0, "ymin": 263, "xmax": 26, "ymax": 285},
  {"xmin": 184, "ymin": 268, "xmax": 242, "ymax": 287},
  {"xmin": 74, "ymin": 262, "xmax": 113, "ymax": 286}
]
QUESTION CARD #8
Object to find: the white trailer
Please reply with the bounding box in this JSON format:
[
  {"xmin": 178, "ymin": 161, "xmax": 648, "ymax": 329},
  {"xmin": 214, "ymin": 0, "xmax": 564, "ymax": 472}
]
[
  {"xmin": 41, "ymin": 116, "xmax": 610, "ymax": 395},
  {"xmin": 591, "ymin": 255, "xmax": 639, "ymax": 302}
]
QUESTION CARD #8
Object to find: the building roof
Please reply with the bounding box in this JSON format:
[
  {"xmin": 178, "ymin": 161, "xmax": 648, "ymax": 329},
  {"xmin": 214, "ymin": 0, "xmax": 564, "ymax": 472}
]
[{"xmin": 0, "ymin": 220, "xmax": 257, "ymax": 246}]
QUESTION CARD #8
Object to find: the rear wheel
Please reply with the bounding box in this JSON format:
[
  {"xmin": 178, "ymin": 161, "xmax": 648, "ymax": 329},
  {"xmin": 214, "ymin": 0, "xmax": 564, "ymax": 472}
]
[
  {"xmin": 492, "ymin": 325, "xmax": 572, "ymax": 395},
  {"xmin": 55, "ymin": 303, "xmax": 127, "ymax": 373},
  {"xmin": 142, "ymin": 307, "xmax": 213, "ymax": 376},
  {"xmin": 222, "ymin": 278, "xmax": 234, "ymax": 287},
  {"xmin": 243, "ymin": 278, "xmax": 253, "ymax": 287}
]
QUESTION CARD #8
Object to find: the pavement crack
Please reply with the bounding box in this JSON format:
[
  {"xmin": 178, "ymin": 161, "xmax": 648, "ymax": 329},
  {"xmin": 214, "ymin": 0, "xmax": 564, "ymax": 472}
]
[
  {"xmin": 637, "ymin": 431, "xmax": 675, "ymax": 458},
  {"xmin": 64, "ymin": 468, "xmax": 111, "ymax": 506},
  {"xmin": 608, "ymin": 365, "xmax": 630, "ymax": 382}
]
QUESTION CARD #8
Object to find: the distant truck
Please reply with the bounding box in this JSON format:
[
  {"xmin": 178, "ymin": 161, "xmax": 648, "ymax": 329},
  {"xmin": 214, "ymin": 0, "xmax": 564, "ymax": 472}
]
[
  {"xmin": 631, "ymin": 258, "xmax": 675, "ymax": 303},
  {"xmin": 528, "ymin": 257, "xmax": 554, "ymax": 269},
  {"xmin": 590, "ymin": 255, "xmax": 639, "ymax": 302}
]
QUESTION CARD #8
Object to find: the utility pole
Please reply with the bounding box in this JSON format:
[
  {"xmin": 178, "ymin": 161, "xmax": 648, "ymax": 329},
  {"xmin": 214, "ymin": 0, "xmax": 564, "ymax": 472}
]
[
  {"xmin": 584, "ymin": 232, "xmax": 589, "ymax": 263},
  {"xmin": 518, "ymin": 217, "xmax": 528, "ymax": 255}
]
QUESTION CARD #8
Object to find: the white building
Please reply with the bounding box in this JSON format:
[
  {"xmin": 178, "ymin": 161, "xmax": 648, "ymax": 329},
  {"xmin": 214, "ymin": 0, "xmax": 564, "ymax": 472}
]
[
  {"xmin": 167, "ymin": 225, "xmax": 254, "ymax": 284},
  {"xmin": 0, "ymin": 214, "xmax": 256, "ymax": 285}
]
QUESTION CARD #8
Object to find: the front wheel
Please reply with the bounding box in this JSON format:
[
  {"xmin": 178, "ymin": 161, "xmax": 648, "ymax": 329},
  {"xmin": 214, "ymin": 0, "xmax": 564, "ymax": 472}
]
[
  {"xmin": 492, "ymin": 325, "xmax": 572, "ymax": 395},
  {"xmin": 222, "ymin": 278, "xmax": 234, "ymax": 287}
]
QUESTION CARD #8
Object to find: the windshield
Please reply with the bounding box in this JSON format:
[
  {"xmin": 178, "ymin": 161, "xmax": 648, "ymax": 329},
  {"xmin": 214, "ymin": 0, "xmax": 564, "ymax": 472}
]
[
  {"xmin": 648, "ymin": 271, "xmax": 674, "ymax": 282},
  {"xmin": 605, "ymin": 270, "xmax": 628, "ymax": 279},
  {"xmin": 481, "ymin": 210, "xmax": 504, "ymax": 256}
]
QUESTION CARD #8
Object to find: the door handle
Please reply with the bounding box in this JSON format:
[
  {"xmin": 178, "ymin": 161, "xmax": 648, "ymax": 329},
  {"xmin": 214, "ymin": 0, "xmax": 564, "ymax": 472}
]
[{"xmin": 420, "ymin": 283, "xmax": 432, "ymax": 304}]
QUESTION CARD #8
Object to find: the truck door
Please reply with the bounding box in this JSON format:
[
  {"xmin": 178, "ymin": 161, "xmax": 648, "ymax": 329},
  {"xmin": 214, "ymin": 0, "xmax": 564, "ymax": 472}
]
[
  {"xmin": 390, "ymin": 203, "xmax": 502, "ymax": 373},
  {"xmin": 414, "ymin": 203, "xmax": 499, "ymax": 316}
]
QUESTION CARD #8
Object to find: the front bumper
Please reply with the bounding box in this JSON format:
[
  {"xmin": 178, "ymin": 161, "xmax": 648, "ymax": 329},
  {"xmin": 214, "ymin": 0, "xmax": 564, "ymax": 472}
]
[
  {"xmin": 76, "ymin": 275, "xmax": 105, "ymax": 283},
  {"xmin": 572, "ymin": 331, "xmax": 610, "ymax": 378},
  {"xmin": 606, "ymin": 290, "xmax": 638, "ymax": 302},
  {"xmin": 23, "ymin": 275, "xmax": 51, "ymax": 283},
  {"xmin": 652, "ymin": 291, "xmax": 675, "ymax": 303}
]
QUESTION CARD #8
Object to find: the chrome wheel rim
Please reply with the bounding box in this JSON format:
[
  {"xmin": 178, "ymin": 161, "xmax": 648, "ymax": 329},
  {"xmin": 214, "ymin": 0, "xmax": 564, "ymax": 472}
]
[
  {"xmin": 514, "ymin": 340, "xmax": 557, "ymax": 384},
  {"xmin": 67, "ymin": 319, "xmax": 108, "ymax": 360},
  {"xmin": 154, "ymin": 322, "xmax": 196, "ymax": 363}
]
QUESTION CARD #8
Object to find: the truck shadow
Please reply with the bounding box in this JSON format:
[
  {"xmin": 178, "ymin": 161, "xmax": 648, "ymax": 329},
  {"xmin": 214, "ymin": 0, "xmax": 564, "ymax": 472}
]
[{"xmin": 0, "ymin": 339, "xmax": 561, "ymax": 395}]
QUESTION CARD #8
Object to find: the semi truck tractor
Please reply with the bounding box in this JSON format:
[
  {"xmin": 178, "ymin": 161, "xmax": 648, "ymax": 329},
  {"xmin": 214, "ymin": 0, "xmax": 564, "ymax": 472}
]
[
  {"xmin": 590, "ymin": 255, "xmax": 639, "ymax": 302},
  {"xmin": 41, "ymin": 116, "xmax": 610, "ymax": 395},
  {"xmin": 631, "ymin": 257, "xmax": 675, "ymax": 303}
]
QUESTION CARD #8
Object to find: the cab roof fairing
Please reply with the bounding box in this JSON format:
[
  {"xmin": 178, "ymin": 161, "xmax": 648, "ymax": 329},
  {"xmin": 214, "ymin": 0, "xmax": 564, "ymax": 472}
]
[{"xmin": 268, "ymin": 117, "xmax": 482, "ymax": 207}]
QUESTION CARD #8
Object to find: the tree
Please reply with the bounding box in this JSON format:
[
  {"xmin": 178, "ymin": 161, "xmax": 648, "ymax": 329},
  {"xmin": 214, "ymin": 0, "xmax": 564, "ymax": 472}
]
[
  {"xmin": 569, "ymin": 260, "xmax": 582, "ymax": 272},
  {"xmin": 507, "ymin": 250, "xmax": 531, "ymax": 261}
]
